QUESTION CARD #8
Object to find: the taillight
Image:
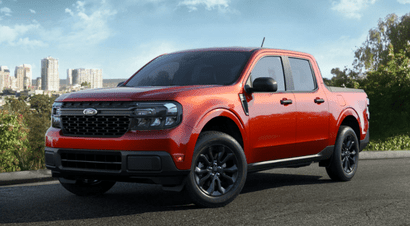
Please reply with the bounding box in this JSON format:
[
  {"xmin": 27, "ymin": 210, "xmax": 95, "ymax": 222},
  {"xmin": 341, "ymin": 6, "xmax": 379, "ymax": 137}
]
[{"xmin": 366, "ymin": 97, "xmax": 370, "ymax": 120}]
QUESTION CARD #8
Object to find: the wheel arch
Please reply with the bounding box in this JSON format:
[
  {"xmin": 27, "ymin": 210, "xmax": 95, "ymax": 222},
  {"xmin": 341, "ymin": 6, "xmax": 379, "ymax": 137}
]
[
  {"xmin": 335, "ymin": 108, "xmax": 361, "ymax": 146},
  {"xmin": 193, "ymin": 109, "xmax": 248, "ymax": 160}
]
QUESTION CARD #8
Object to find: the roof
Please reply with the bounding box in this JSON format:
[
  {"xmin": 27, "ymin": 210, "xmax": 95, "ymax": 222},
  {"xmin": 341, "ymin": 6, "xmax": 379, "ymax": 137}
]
[{"xmin": 170, "ymin": 47, "xmax": 259, "ymax": 54}]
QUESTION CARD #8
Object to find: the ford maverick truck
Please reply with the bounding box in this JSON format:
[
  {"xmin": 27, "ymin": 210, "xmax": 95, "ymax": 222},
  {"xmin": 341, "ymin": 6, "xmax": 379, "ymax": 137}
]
[{"xmin": 45, "ymin": 47, "xmax": 369, "ymax": 208}]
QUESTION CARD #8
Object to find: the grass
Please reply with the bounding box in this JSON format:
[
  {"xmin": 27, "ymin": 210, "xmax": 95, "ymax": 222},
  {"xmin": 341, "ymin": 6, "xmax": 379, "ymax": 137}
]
[{"xmin": 364, "ymin": 134, "xmax": 410, "ymax": 151}]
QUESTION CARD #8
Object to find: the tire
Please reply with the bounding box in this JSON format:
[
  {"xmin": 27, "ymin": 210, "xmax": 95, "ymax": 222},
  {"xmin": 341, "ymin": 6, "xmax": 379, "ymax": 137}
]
[
  {"xmin": 185, "ymin": 131, "xmax": 247, "ymax": 208},
  {"xmin": 59, "ymin": 178, "xmax": 116, "ymax": 196},
  {"xmin": 326, "ymin": 126, "xmax": 359, "ymax": 181}
]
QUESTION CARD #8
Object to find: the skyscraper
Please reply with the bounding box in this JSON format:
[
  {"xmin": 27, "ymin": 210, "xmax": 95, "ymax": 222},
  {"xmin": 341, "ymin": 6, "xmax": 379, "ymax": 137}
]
[
  {"xmin": 15, "ymin": 64, "xmax": 32, "ymax": 91},
  {"xmin": 67, "ymin": 69, "xmax": 73, "ymax": 86},
  {"xmin": 36, "ymin": 77, "xmax": 42, "ymax": 90},
  {"xmin": 0, "ymin": 66, "xmax": 11, "ymax": 91},
  {"xmin": 69, "ymin": 68, "xmax": 103, "ymax": 88},
  {"xmin": 41, "ymin": 57, "xmax": 59, "ymax": 91}
]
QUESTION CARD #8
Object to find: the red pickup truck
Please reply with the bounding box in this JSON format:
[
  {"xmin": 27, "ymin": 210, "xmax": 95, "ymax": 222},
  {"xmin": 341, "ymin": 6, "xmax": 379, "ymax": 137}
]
[{"xmin": 45, "ymin": 47, "xmax": 369, "ymax": 208}]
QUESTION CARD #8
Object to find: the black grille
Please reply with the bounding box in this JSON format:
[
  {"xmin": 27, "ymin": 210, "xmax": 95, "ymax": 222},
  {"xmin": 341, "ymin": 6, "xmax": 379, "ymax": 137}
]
[
  {"xmin": 61, "ymin": 115, "xmax": 130, "ymax": 137},
  {"xmin": 62, "ymin": 101, "xmax": 136, "ymax": 108},
  {"xmin": 60, "ymin": 151, "xmax": 122, "ymax": 171}
]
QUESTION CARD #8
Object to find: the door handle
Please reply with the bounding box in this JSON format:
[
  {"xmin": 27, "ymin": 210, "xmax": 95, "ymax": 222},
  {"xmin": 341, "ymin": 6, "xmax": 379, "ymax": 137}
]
[
  {"xmin": 280, "ymin": 98, "xmax": 292, "ymax": 105},
  {"xmin": 314, "ymin": 98, "xmax": 325, "ymax": 104}
]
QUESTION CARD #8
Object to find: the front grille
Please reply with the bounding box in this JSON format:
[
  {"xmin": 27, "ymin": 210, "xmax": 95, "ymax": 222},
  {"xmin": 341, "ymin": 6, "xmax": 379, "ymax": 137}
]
[
  {"xmin": 62, "ymin": 101, "xmax": 137, "ymax": 109},
  {"xmin": 61, "ymin": 115, "xmax": 130, "ymax": 137},
  {"xmin": 60, "ymin": 151, "xmax": 122, "ymax": 171}
]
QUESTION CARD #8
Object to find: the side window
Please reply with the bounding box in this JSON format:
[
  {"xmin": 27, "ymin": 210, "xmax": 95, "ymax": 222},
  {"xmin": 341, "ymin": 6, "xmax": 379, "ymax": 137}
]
[
  {"xmin": 288, "ymin": 58, "xmax": 316, "ymax": 91},
  {"xmin": 251, "ymin": 56, "xmax": 285, "ymax": 92}
]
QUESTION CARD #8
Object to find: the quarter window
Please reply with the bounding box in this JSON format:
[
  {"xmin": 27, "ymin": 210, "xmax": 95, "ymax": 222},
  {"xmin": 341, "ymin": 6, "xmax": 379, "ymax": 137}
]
[
  {"xmin": 288, "ymin": 58, "xmax": 316, "ymax": 91},
  {"xmin": 251, "ymin": 57, "xmax": 285, "ymax": 92}
]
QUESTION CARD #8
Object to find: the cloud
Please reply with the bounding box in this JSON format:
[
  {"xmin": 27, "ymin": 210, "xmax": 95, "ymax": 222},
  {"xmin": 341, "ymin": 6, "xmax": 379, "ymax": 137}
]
[
  {"xmin": 65, "ymin": 8, "xmax": 74, "ymax": 16},
  {"xmin": 13, "ymin": 37, "xmax": 47, "ymax": 48},
  {"xmin": 309, "ymin": 33, "xmax": 368, "ymax": 79},
  {"xmin": 331, "ymin": 0, "xmax": 376, "ymax": 19},
  {"xmin": 178, "ymin": 0, "xmax": 232, "ymax": 13},
  {"xmin": 397, "ymin": 0, "xmax": 410, "ymax": 3},
  {"xmin": 58, "ymin": 0, "xmax": 117, "ymax": 48},
  {"xmin": 0, "ymin": 6, "xmax": 11, "ymax": 16},
  {"xmin": 29, "ymin": 9, "xmax": 36, "ymax": 14},
  {"xmin": 0, "ymin": 23, "xmax": 41, "ymax": 45}
]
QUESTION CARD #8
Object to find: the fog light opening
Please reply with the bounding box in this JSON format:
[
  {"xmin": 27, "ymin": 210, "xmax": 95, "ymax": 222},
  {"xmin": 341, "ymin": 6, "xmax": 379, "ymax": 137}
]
[{"xmin": 172, "ymin": 153, "xmax": 185, "ymax": 162}]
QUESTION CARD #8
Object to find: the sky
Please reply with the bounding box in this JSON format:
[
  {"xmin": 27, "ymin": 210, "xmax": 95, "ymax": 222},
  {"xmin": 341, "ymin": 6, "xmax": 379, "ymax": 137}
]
[{"xmin": 0, "ymin": 0, "xmax": 410, "ymax": 81}]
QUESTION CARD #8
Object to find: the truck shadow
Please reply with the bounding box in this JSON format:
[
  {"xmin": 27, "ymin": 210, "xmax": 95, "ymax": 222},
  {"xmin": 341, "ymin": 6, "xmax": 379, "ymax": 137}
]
[{"xmin": 0, "ymin": 172, "xmax": 334, "ymax": 224}]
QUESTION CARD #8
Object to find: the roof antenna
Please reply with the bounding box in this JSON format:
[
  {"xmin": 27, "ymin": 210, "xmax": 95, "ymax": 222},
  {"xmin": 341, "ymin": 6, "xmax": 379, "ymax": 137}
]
[{"xmin": 261, "ymin": 37, "xmax": 265, "ymax": 48}]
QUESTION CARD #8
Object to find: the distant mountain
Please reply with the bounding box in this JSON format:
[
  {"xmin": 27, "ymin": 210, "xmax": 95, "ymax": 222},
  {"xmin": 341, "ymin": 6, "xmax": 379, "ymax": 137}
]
[{"xmin": 32, "ymin": 78, "xmax": 128, "ymax": 88}]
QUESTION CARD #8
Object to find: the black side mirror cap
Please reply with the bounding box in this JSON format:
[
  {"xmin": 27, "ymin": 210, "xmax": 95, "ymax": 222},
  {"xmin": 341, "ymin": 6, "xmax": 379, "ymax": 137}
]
[
  {"xmin": 252, "ymin": 77, "xmax": 278, "ymax": 92},
  {"xmin": 117, "ymin": 81, "xmax": 125, "ymax": 87}
]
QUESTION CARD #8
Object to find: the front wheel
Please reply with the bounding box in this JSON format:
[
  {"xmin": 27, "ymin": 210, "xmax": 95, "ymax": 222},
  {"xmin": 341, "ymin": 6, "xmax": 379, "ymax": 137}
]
[
  {"xmin": 59, "ymin": 178, "xmax": 116, "ymax": 196},
  {"xmin": 326, "ymin": 126, "xmax": 359, "ymax": 181},
  {"xmin": 185, "ymin": 131, "xmax": 247, "ymax": 208}
]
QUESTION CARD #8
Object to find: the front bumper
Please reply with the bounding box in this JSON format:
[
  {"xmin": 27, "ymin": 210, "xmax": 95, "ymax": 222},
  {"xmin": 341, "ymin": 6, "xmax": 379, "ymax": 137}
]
[{"xmin": 45, "ymin": 147, "xmax": 189, "ymax": 186}]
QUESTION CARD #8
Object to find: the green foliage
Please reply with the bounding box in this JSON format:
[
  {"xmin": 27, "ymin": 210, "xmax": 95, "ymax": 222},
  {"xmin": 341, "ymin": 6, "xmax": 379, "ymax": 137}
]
[
  {"xmin": 0, "ymin": 110, "xmax": 30, "ymax": 172},
  {"xmin": 365, "ymin": 134, "xmax": 410, "ymax": 151},
  {"xmin": 363, "ymin": 44, "xmax": 410, "ymax": 140},
  {"xmin": 30, "ymin": 94, "xmax": 56, "ymax": 116},
  {"xmin": 81, "ymin": 81, "xmax": 91, "ymax": 88},
  {"xmin": 2, "ymin": 94, "xmax": 57, "ymax": 171},
  {"xmin": 325, "ymin": 67, "xmax": 361, "ymax": 88}
]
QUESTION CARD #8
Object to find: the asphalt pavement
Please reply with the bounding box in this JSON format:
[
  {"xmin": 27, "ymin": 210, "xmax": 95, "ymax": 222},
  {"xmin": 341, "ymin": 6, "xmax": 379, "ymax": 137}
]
[
  {"xmin": 1, "ymin": 157, "xmax": 409, "ymax": 225},
  {"xmin": 1, "ymin": 150, "xmax": 410, "ymax": 186}
]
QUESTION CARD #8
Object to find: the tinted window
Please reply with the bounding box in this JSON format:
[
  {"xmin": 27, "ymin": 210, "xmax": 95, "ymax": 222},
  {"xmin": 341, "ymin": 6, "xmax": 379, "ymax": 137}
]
[
  {"xmin": 125, "ymin": 51, "xmax": 251, "ymax": 87},
  {"xmin": 288, "ymin": 58, "xmax": 316, "ymax": 91},
  {"xmin": 251, "ymin": 56, "xmax": 285, "ymax": 92}
]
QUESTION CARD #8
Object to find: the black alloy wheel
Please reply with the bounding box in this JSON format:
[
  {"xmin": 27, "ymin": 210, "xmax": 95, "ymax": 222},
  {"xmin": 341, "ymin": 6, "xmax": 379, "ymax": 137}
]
[
  {"xmin": 326, "ymin": 126, "xmax": 359, "ymax": 181},
  {"xmin": 194, "ymin": 144, "xmax": 239, "ymax": 196},
  {"xmin": 185, "ymin": 131, "xmax": 247, "ymax": 208},
  {"xmin": 341, "ymin": 134, "xmax": 358, "ymax": 174}
]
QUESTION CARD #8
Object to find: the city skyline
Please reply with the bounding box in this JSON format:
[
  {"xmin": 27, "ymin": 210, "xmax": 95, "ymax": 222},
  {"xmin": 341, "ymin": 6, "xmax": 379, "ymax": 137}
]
[
  {"xmin": 1, "ymin": 0, "xmax": 410, "ymax": 80},
  {"xmin": 0, "ymin": 55, "xmax": 104, "ymax": 91}
]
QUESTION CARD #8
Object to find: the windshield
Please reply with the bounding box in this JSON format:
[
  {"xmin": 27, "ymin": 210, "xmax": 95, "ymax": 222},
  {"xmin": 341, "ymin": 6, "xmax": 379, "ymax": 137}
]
[{"xmin": 124, "ymin": 51, "xmax": 252, "ymax": 87}]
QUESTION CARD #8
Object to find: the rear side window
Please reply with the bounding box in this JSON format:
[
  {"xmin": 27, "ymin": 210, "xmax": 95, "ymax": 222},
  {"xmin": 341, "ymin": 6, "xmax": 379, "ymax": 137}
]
[
  {"xmin": 251, "ymin": 56, "xmax": 285, "ymax": 92},
  {"xmin": 288, "ymin": 58, "xmax": 316, "ymax": 91}
]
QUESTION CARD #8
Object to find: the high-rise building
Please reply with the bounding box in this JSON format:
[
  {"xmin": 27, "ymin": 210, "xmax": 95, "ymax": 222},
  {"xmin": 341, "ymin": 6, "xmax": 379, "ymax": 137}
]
[
  {"xmin": 69, "ymin": 68, "xmax": 103, "ymax": 88},
  {"xmin": 41, "ymin": 57, "xmax": 59, "ymax": 91},
  {"xmin": 0, "ymin": 66, "xmax": 11, "ymax": 91},
  {"xmin": 67, "ymin": 69, "xmax": 73, "ymax": 86},
  {"xmin": 36, "ymin": 77, "xmax": 42, "ymax": 90},
  {"xmin": 15, "ymin": 64, "xmax": 32, "ymax": 91}
]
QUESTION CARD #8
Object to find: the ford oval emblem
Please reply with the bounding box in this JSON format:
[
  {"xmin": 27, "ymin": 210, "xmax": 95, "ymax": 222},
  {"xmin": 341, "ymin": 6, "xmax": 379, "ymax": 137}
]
[{"xmin": 83, "ymin": 108, "xmax": 98, "ymax": 116}]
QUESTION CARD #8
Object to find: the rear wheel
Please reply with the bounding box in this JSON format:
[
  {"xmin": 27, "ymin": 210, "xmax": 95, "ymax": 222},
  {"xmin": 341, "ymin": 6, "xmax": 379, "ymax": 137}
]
[
  {"xmin": 185, "ymin": 131, "xmax": 247, "ymax": 208},
  {"xmin": 59, "ymin": 178, "xmax": 116, "ymax": 196},
  {"xmin": 326, "ymin": 126, "xmax": 359, "ymax": 181}
]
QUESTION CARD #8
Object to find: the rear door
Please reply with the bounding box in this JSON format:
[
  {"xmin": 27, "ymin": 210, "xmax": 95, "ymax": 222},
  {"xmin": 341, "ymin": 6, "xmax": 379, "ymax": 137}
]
[
  {"xmin": 285, "ymin": 57, "xmax": 329, "ymax": 157},
  {"xmin": 247, "ymin": 55, "xmax": 297, "ymax": 162}
]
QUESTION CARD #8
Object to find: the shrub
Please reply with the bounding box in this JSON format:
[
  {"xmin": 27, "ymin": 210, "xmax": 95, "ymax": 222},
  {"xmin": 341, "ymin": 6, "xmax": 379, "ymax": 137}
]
[{"xmin": 0, "ymin": 110, "xmax": 30, "ymax": 172}]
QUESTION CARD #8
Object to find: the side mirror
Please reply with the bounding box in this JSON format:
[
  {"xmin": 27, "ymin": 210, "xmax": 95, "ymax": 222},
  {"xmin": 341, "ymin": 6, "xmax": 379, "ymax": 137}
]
[
  {"xmin": 252, "ymin": 77, "xmax": 278, "ymax": 92},
  {"xmin": 117, "ymin": 81, "xmax": 125, "ymax": 87}
]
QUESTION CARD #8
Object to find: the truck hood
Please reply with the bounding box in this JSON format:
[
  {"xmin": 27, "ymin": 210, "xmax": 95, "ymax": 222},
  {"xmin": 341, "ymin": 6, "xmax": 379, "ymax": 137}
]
[{"xmin": 55, "ymin": 86, "xmax": 219, "ymax": 102}]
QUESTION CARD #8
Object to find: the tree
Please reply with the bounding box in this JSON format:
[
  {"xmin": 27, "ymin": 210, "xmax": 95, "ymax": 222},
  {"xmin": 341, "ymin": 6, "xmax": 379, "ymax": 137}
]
[
  {"xmin": 2, "ymin": 94, "xmax": 57, "ymax": 170},
  {"xmin": 363, "ymin": 44, "xmax": 410, "ymax": 138},
  {"xmin": 81, "ymin": 81, "xmax": 91, "ymax": 88},
  {"xmin": 0, "ymin": 110, "xmax": 30, "ymax": 172},
  {"xmin": 325, "ymin": 67, "xmax": 360, "ymax": 88},
  {"xmin": 353, "ymin": 13, "xmax": 410, "ymax": 73}
]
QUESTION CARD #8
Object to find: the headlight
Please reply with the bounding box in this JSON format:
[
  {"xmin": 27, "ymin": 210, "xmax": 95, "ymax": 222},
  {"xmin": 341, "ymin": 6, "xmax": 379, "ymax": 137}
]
[
  {"xmin": 130, "ymin": 102, "xmax": 182, "ymax": 131},
  {"xmin": 51, "ymin": 102, "xmax": 62, "ymax": 128}
]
